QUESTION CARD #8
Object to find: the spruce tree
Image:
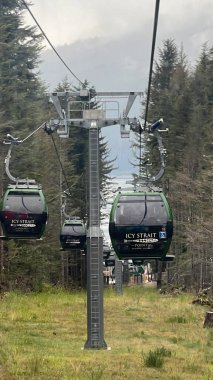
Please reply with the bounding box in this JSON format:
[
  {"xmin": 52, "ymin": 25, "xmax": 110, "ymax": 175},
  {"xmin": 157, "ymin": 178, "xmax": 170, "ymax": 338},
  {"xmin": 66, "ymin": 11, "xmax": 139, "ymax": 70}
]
[{"xmin": 0, "ymin": 0, "xmax": 52, "ymax": 290}]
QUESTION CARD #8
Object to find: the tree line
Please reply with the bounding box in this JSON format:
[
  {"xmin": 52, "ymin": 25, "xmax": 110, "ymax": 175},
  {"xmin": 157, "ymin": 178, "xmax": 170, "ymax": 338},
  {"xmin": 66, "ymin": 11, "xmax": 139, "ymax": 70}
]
[{"xmin": 140, "ymin": 39, "xmax": 213, "ymax": 291}]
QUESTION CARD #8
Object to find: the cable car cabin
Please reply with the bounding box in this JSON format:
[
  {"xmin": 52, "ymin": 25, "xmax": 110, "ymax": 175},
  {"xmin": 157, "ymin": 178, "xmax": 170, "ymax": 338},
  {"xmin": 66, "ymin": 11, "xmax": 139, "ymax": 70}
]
[
  {"xmin": 103, "ymin": 242, "xmax": 111, "ymax": 260},
  {"xmin": 60, "ymin": 219, "xmax": 86, "ymax": 250},
  {"xmin": 109, "ymin": 192, "xmax": 173, "ymax": 261},
  {"xmin": 132, "ymin": 258, "xmax": 144, "ymax": 266},
  {"xmin": 0, "ymin": 185, "xmax": 48, "ymax": 239},
  {"xmin": 105, "ymin": 251, "xmax": 116, "ymax": 267}
]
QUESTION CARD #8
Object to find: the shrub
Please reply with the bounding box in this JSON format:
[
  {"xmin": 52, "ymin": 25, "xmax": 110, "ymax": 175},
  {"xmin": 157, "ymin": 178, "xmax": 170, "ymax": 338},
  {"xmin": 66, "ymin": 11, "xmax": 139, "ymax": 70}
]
[{"xmin": 144, "ymin": 346, "xmax": 172, "ymax": 368}]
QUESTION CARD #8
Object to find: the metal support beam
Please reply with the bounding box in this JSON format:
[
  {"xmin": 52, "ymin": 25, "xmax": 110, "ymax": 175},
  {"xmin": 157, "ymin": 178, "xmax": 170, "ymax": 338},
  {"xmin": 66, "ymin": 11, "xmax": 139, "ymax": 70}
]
[
  {"xmin": 84, "ymin": 122, "xmax": 107, "ymax": 349},
  {"xmin": 125, "ymin": 93, "xmax": 137, "ymax": 116},
  {"xmin": 123, "ymin": 261, "xmax": 130, "ymax": 285},
  {"xmin": 49, "ymin": 90, "xmax": 143, "ymax": 99},
  {"xmin": 47, "ymin": 91, "xmax": 143, "ymax": 349},
  {"xmin": 115, "ymin": 258, "xmax": 123, "ymax": 295},
  {"xmin": 49, "ymin": 93, "xmax": 64, "ymax": 119}
]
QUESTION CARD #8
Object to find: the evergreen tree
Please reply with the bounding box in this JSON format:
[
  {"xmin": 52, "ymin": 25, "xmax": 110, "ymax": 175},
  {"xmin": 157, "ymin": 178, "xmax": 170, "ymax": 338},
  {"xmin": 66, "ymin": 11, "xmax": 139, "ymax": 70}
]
[
  {"xmin": 0, "ymin": 0, "xmax": 54, "ymax": 290},
  {"xmin": 0, "ymin": 0, "xmax": 44, "ymax": 132},
  {"xmin": 146, "ymin": 40, "xmax": 212, "ymax": 289},
  {"xmin": 132, "ymin": 38, "xmax": 213, "ymax": 291}
]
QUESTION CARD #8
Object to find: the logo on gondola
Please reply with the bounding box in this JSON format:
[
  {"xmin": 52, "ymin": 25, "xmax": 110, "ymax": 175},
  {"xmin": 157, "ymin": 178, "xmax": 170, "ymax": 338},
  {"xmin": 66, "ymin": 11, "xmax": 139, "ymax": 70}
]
[
  {"xmin": 125, "ymin": 232, "xmax": 157, "ymax": 239},
  {"xmin": 124, "ymin": 238, "xmax": 158, "ymax": 243},
  {"xmin": 159, "ymin": 231, "xmax": 167, "ymax": 239},
  {"xmin": 11, "ymin": 219, "xmax": 36, "ymax": 227},
  {"xmin": 66, "ymin": 239, "xmax": 80, "ymax": 244},
  {"xmin": 125, "ymin": 232, "xmax": 159, "ymax": 244}
]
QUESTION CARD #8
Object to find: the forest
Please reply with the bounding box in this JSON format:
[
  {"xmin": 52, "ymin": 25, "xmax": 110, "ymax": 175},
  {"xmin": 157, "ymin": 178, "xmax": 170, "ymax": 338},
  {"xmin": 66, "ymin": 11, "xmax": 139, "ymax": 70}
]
[{"xmin": 0, "ymin": 1, "xmax": 212, "ymax": 293}]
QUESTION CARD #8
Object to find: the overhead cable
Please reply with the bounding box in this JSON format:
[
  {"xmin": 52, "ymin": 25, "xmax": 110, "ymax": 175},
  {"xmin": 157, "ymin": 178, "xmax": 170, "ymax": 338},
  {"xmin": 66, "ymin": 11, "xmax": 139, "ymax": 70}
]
[
  {"xmin": 139, "ymin": 0, "xmax": 160, "ymax": 175},
  {"xmin": 21, "ymin": 0, "xmax": 85, "ymax": 87},
  {"xmin": 50, "ymin": 134, "xmax": 73, "ymax": 197},
  {"xmin": 21, "ymin": 122, "xmax": 47, "ymax": 142},
  {"xmin": 143, "ymin": 0, "xmax": 160, "ymax": 127}
]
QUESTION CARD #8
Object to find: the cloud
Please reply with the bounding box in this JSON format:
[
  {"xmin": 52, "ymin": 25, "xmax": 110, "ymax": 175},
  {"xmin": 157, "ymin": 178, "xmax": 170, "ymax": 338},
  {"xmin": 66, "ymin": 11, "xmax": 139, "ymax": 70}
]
[
  {"xmin": 24, "ymin": 0, "xmax": 213, "ymax": 50},
  {"xmin": 34, "ymin": 0, "xmax": 213, "ymax": 174},
  {"xmin": 25, "ymin": 0, "xmax": 213, "ymax": 88},
  {"xmin": 39, "ymin": 33, "xmax": 150, "ymax": 92},
  {"xmin": 24, "ymin": 0, "xmax": 156, "ymax": 45}
]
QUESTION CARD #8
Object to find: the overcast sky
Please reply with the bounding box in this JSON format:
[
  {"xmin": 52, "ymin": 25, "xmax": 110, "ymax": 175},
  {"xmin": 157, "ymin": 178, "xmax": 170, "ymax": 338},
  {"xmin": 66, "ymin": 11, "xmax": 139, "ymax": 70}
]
[
  {"xmin": 24, "ymin": 0, "xmax": 213, "ymax": 89},
  {"xmin": 23, "ymin": 0, "xmax": 213, "ymax": 174}
]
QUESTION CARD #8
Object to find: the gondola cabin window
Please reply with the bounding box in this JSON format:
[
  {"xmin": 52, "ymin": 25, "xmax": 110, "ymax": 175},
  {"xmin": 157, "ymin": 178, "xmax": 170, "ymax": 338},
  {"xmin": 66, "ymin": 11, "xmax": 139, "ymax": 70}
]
[
  {"xmin": 61, "ymin": 223, "xmax": 85, "ymax": 235},
  {"xmin": 115, "ymin": 195, "xmax": 167, "ymax": 225},
  {"xmin": 5, "ymin": 192, "xmax": 43, "ymax": 214}
]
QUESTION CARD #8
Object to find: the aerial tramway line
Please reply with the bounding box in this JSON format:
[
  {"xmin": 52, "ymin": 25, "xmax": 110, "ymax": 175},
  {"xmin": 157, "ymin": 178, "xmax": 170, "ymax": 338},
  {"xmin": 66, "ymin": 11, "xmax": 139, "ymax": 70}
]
[{"xmin": 0, "ymin": 0, "xmax": 174, "ymax": 350}]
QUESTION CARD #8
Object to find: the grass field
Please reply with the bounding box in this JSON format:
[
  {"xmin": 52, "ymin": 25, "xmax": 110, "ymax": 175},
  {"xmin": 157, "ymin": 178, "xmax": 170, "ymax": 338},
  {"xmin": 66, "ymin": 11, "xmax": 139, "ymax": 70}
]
[{"xmin": 0, "ymin": 285, "xmax": 212, "ymax": 380}]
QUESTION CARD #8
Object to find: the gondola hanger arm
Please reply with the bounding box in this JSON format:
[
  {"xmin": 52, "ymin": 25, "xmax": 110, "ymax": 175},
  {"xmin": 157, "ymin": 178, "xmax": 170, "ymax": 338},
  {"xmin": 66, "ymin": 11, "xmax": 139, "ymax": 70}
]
[
  {"xmin": 147, "ymin": 119, "xmax": 167, "ymax": 183},
  {"xmin": 4, "ymin": 144, "xmax": 37, "ymax": 185},
  {"xmin": 134, "ymin": 118, "xmax": 167, "ymax": 187},
  {"xmin": 3, "ymin": 122, "xmax": 47, "ymax": 146},
  {"xmin": 61, "ymin": 202, "xmax": 70, "ymax": 219},
  {"xmin": 2, "ymin": 122, "xmax": 49, "ymax": 183},
  {"xmin": 5, "ymin": 145, "xmax": 17, "ymax": 183}
]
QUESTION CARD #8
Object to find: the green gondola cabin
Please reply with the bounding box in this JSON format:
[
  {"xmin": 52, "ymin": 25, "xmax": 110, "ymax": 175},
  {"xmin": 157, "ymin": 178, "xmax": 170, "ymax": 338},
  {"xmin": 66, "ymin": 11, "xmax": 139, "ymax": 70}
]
[
  {"xmin": 60, "ymin": 218, "xmax": 86, "ymax": 250},
  {"xmin": 0, "ymin": 184, "xmax": 48, "ymax": 239},
  {"xmin": 109, "ymin": 191, "xmax": 173, "ymax": 260}
]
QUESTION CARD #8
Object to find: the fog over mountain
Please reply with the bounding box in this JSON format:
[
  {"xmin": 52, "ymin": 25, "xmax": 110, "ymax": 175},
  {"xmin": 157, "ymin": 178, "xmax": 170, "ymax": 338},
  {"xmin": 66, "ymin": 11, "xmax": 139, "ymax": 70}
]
[{"xmin": 35, "ymin": 0, "xmax": 213, "ymax": 175}]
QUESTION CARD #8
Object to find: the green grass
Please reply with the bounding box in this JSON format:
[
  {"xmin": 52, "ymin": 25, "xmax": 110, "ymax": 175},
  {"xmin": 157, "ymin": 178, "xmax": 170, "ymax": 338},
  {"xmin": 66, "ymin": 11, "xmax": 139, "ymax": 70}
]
[
  {"xmin": 0, "ymin": 286, "xmax": 212, "ymax": 379},
  {"xmin": 166, "ymin": 315, "xmax": 187, "ymax": 323}
]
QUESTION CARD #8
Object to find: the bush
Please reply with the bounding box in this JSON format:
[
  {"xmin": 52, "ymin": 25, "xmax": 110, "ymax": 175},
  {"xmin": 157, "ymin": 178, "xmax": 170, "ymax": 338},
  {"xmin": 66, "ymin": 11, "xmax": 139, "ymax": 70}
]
[{"xmin": 144, "ymin": 346, "xmax": 172, "ymax": 368}]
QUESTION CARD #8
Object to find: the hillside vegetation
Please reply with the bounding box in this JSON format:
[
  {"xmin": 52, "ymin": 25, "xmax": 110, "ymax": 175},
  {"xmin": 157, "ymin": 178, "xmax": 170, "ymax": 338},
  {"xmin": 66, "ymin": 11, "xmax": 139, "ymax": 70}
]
[{"xmin": 0, "ymin": 286, "xmax": 212, "ymax": 380}]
